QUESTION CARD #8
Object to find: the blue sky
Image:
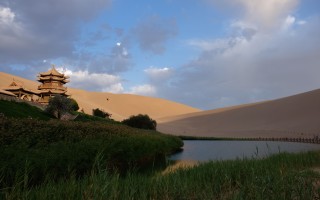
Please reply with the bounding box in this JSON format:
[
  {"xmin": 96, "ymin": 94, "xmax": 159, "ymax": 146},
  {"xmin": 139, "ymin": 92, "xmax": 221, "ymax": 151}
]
[{"xmin": 0, "ymin": 0, "xmax": 319, "ymax": 109}]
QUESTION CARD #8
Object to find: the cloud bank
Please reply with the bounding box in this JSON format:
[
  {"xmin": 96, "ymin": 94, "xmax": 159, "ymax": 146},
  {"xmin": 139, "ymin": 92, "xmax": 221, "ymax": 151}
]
[
  {"xmin": 152, "ymin": 0, "xmax": 320, "ymax": 109},
  {"xmin": 0, "ymin": 0, "xmax": 111, "ymax": 65}
]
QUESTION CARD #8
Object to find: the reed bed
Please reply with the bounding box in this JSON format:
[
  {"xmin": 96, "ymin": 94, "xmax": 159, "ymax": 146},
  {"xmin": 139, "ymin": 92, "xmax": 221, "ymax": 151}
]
[{"xmin": 2, "ymin": 151, "xmax": 320, "ymax": 200}]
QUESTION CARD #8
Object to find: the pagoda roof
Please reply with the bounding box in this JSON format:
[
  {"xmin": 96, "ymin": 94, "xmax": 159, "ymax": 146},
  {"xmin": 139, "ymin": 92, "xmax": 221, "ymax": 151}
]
[
  {"xmin": 39, "ymin": 66, "xmax": 65, "ymax": 77},
  {"xmin": 39, "ymin": 89, "xmax": 67, "ymax": 94},
  {"xmin": 0, "ymin": 89, "xmax": 16, "ymax": 97},
  {"xmin": 37, "ymin": 76, "xmax": 69, "ymax": 83},
  {"xmin": 4, "ymin": 86, "xmax": 41, "ymax": 94},
  {"xmin": 8, "ymin": 80, "xmax": 23, "ymax": 87}
]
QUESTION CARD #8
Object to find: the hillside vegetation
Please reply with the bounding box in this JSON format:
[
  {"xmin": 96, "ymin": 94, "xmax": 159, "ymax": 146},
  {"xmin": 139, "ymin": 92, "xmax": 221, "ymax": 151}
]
[
  {"xmin": 0, "ymin": 100, "xmax": 183, "ymax": 190},
  {"xmin": 0, "ymin": 100, "xmax": 51, "ymax": 120}
]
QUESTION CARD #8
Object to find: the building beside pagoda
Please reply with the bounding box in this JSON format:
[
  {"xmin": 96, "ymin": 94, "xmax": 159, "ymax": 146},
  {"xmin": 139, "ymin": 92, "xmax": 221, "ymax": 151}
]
[
  {"xmin": 2, "ymin": 79, "xmax": 40, "ymax": 101},
  {"xmin": 37, "ymin": 66, "xmax": 70, "ymax": 104}
]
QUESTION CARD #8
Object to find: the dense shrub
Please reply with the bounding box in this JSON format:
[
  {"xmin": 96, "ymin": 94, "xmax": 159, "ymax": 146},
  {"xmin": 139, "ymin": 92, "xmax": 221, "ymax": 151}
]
[
  {"xmin": 70, "ymin": 98, "xmax": 79, "ymax": 111},
  {"xmin": 92, "ymin": 108, "xmax": 111, "ymax": 118},
  {"xmin": 45, "ymin": 95, "xmax": 73, "ymax": 119},
  {"xmin": 122, "ymin": 114, "xmax": 157, "ymax": 130},
  {"xmin": 0, "ymin": 117, "xmax": 182, "ymax": 187}
]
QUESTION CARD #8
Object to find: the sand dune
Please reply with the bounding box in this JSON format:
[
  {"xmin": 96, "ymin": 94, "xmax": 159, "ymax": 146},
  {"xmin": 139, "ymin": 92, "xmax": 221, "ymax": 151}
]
[
  {"xmin": 158, "ymin": 89, "xmax": 320, "ymax": 138},
  {"xmin": 0, "ymin": 72, "xmax": 200, "ymax": 121},
  {"xmin": 2, "ymin": 71, "xmax": 320, "ymax": 139}
]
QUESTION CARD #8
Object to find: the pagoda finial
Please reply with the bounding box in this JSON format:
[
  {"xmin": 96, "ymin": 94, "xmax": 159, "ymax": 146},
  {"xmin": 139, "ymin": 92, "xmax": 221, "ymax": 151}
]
[{"xmin": 51, "ymin": 64, "xmax": 56, "ymax": 69}]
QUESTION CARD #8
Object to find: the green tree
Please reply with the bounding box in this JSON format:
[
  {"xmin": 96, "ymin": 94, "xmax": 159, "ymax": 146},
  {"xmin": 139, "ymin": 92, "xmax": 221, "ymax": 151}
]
[
  {"xmin": 92, "ymin": 108, "xmax": 111, "ymax": 118},
  {"xmin": 122, "ymin": 114, "xmax": 157, "ymax": 130},
  {"xmin": 69, "ymin": 98, "xmax": 79, "ymax": 111},
  {"xmin": 45, "ymin": 95, "xmax": 73, "ymax": 119}
]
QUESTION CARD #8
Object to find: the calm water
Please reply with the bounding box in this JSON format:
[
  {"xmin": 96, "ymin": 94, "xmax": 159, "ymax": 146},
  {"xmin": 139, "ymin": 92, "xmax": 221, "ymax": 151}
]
[{"xmin": 169, "ymin": 140, "xmax": 320, "ymax": 162}]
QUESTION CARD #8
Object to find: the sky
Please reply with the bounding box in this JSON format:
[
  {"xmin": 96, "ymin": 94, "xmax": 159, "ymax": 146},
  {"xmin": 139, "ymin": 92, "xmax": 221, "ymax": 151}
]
[{"xmin": 0, "ymin": 0, "xmax": 319, "ymax": 110}]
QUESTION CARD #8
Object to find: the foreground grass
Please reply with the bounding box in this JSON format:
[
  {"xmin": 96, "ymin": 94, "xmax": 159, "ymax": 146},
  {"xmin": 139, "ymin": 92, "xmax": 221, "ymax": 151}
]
[{"xmin": 2, "ymin": 151, "xmax": 320, "ymax": 200}]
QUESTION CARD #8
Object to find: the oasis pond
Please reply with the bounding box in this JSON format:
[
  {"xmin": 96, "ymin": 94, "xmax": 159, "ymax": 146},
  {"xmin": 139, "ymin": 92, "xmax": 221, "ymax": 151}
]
[{"xmin": 169, "ymin": 140, "xmax": 320, "ymax": 162}]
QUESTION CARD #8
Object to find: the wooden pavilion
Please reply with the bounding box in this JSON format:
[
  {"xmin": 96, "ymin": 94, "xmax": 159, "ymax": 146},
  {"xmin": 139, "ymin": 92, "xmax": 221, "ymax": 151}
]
[
  {"xmin": 3, "ymin": 80, "xmax": 40, "ymax": 101},
  {"xmin": 37, "ymin": 66, "xmax": 70, "ymax": 104}
]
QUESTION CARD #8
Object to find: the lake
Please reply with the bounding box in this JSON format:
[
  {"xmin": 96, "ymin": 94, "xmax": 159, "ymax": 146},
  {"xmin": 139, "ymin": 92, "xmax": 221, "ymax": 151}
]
[{"xmin": 169, "ymin": 140, "xmax": 320, "ymax": 162}]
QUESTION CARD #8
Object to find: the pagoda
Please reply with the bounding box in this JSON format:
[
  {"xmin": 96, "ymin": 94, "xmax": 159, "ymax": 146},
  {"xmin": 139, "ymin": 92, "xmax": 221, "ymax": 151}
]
[{"xmin": 37, "ymin": 65, "xmax": 69, "ymax": 104}]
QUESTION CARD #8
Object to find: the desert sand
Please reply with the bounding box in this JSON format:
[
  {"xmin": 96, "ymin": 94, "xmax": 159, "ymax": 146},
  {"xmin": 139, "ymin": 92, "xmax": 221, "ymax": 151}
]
[
  {"xmin": 158, "ymin": 89, "xmax": 320, "ymax": 138},
  {"xmin": 1, "ymin": 71, "xmax": 320, "ymax": 139},
  {"xmin": 0, "ymin": 71, "xmax": 200, "ymax": 121}
]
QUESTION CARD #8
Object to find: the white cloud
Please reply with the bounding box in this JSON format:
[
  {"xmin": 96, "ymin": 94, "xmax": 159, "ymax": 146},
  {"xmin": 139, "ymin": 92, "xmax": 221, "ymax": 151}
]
[
  {"xmin": 297, "ymin": 20, "xmax": 306, "ymax": 25},
  {"xmin": 208, "ymin": 0, "xmax": 298, "ymax": 32},
  {"xmin": 237, "ymin": 0, "xmax": 298, "ymax": 31},
  {"xmin": 102, "ymin": 83, "xmax": 124, "ymax": 93},
  {"xmin": 282, "ymin": 15, "xmax": 296, "ymax": 30},
  {"xmin": 145, "ymin": 67, "xmax": 172, "ymax": 77},
  {"xmin": 146, "ymin": 1, "xmax": 320, "ymax": 109},
  {"xmin": 0, "ymin": 0, "xmax": 112, "ymax": 64},
  {"xmin": 129, "ymin": 84, "xmax": 156, "ymax": 96},
  {"xmin": 144, "ymin": 67, "xmax": 174, "ymax": 85},
  {"xmin": 56, "ymin": 68, "xmax": 124, "ymax": 93},
  {"xmin": 0, "ymin": 6, "xmax": 14, "ymax": 24}
]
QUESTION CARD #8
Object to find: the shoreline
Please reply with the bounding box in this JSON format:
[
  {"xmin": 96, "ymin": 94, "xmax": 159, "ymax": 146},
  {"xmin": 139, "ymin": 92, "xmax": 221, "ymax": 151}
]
[{"xmin": 179, "ymin": 135, "xmax": 320, "ymax": 144}]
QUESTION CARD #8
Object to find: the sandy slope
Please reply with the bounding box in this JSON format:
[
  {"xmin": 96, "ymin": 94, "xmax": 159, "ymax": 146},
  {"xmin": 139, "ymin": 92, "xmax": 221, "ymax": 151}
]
[
  {"xmin": 2, "ymin": 71, "xmax": 320, "ymax": 139},
  {"xmin": 0, "ymin": 72, "xmax": 200, "ymax": 121},
  {"xmin": 158, "ymin": 89, "xmax": 320, "ymax": 138}
]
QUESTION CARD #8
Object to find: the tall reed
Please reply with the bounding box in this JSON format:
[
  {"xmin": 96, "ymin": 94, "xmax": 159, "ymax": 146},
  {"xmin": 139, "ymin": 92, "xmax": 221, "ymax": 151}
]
[{"xmin": 2, "ymin": 151, "xmax": 319, "ymax": 199}]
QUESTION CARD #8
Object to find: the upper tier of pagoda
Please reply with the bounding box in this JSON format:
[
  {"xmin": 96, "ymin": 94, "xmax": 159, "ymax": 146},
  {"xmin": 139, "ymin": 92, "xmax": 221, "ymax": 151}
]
[
  {"xmin": 37, "ymin": 66, "xmax": 70, "ymax": 103},
  {"xmin": 37, "ymin": 66, "xmax": 70, "ymax": 84}
]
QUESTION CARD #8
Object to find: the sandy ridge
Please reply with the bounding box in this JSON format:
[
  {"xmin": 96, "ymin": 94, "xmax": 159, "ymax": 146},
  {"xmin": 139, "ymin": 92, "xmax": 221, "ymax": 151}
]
[
  {"xmin": 158, "ymin": 89, "xmax": 320, "ymax": 138},
  {"xmin": 0, "ymin": 71, "xmax": 200, "ymax": 121}
]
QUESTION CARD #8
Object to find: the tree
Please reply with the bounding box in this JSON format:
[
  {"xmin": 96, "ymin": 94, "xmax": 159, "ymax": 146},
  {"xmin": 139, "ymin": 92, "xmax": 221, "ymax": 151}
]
[
  {"xmin": 122, "ymin": 114, "xmax": 157, "ymax": 130},
  {"xmin": 45, "ymin": 95, "xmax": 73, "ymax": 119},
  {"xmin": 69, "ymin": 98, "xmax": 79, "ymax": 111},
  {"xmin": 92, "ymin": 108, "xmax": 111, "ymax": 118}
]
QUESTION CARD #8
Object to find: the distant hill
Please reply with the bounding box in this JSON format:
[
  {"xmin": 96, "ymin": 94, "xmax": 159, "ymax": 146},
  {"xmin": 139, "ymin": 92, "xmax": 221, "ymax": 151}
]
[
  {"xmin": 158, "ymin": 89, "xmax": 320, "ymax": 138},
  {"xmin": 0, "ymin": 71, "xmax": 200, "ymax": 121}
]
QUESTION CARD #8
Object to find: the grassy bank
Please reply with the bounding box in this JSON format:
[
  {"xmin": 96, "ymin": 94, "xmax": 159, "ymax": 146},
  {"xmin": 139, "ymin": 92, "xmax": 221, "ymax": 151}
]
[
  {"xmin": 2, "ymin": 151, "xmax": 320, "ymax": 199},
  {"xmin": 0, "ymin": 117, "xmax": 183, "ymax": 188},
  {"xmin": 0, "ymin": 100, "xmax": 51, "ymax": 120}
]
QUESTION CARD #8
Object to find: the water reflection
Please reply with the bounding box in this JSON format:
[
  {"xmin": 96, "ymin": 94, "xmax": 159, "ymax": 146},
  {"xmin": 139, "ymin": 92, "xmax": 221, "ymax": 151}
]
[{"xmin": 169, "ymin": 140, "xmax": 320, "ymax": 162}]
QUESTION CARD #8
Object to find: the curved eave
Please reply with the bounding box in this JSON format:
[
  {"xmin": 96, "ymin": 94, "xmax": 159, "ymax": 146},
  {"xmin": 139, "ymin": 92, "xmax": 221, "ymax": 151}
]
[
  {"xmin": 39, "ymin": 67, "xmax": 64, "ymax": 77},
  {"xmin": 0, "ymin": 89, "xmax": 17, "ymax": 97},
  {"xmin": 40, "ymin": 90, "xmax": 67, "ymax": 94},
  {"xmin": 38, "ymin": 77, "xmax": 68, "ymax": 81},
  {"xmin": 3, "ymin": 86, "xmax": 23, "ymax": 90},
  {"xmin": 3, "ymin": 87, "xmax": 39, "ymax": 94}
]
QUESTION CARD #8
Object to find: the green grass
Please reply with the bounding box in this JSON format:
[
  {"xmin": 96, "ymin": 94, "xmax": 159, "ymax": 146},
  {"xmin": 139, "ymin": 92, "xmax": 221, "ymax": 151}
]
[
  {"xmin": 0, "ymin": 100, "xmax": 119, "ymax": 123},
  {"xmin": 0, "ymin": 117, "xmax": 183, "ymax": 188},
  {"xmin": 1, "ymin": 99, "xmax": 320, "ymax": 199},
  {"xmin": 0, "ymin": 100, "xmax": 51, "ymax": 120},
  {"xmin": 2, "ymin": 151, "xmax": 320, "ymax": 199}
]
